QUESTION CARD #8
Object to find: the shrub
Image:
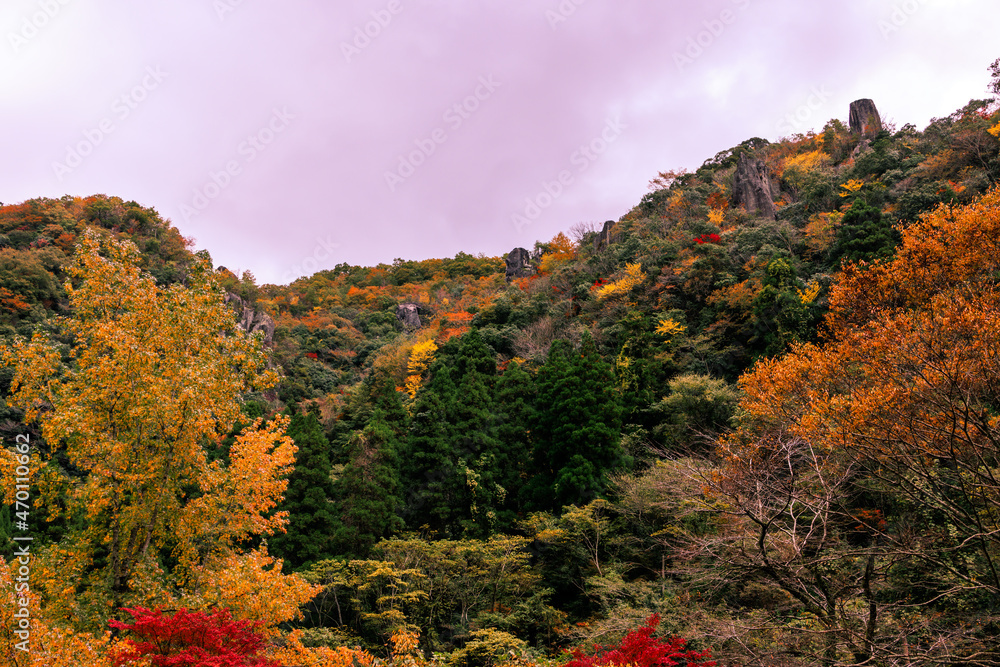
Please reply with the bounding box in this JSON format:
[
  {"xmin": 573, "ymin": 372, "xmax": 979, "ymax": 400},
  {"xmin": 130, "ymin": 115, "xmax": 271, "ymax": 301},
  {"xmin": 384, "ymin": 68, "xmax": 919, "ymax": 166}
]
[
  {"xmin": 109, "ymin": 607, "xmax": 281, "ymax": 667},
  {"xmin": 564, "ymin": 614, "xmax": 715, "ymax": 667}
]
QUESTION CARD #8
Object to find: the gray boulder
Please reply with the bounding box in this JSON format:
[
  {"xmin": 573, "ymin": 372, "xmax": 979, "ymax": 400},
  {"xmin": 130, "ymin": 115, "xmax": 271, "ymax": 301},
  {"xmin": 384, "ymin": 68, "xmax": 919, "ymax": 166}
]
[
  {"xmin": 396, "ymin": 303, "xmax": 422, "ymax": 329},
  {"xmin": 732, "ymin": 153, "xmax": 777, "ymax": 220},
  {"xmin": 849, "ymin": 99, "xmax": 882, "ymax": 137},
  {"xmin": 504, "ymin": 247, "xmax": 536, "ymax": 282}
]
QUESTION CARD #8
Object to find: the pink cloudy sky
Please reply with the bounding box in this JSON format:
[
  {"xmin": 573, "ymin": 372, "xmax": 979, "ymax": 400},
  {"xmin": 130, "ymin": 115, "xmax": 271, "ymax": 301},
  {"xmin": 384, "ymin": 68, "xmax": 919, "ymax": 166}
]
[{"xmin": 2, "ymin": 0, "xmax": 998, "ymax": 284}]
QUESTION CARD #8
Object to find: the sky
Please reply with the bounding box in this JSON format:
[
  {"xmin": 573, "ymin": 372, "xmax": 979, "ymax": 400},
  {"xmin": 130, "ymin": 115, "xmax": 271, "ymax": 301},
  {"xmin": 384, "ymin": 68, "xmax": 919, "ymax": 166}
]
[{"xmin": 2, "ymin": 0, "xmax": 998, "ymax": 285}]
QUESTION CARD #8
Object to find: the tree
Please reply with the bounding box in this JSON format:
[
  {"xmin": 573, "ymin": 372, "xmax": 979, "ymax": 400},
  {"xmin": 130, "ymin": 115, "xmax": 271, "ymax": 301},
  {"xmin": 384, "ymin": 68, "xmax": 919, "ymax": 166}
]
[
  {"xmin": 528, "ymin": 332, "xmax": 623, "ymax": 511},
  {"xmin": 404, "ymin": 338, "xmax": 437, "ymax": 401},
  {"xmin": 492, "ymin": 360, "xmax": 536, "ymax": 526},
  {"xmin": 268, "ymin": 407, "xmax": 339, "ymax": 568},
  {"xmin": 401, "ymin": 363, "xmax": 463, "ymax": 535},
  {"xmin": 719, "ymin": 189, "xmax": 1000, "ymax": 665},
  {"xmin": 831, "ymin": 198, "xmax": 898, "ymax": 265},
  {"xmin": 652, "ymin": 373, "xmax": 738, "ymax": 453},
  {"xmin": 109, "ymin": 607, "xmax": 281, "ymax": 667},
  {"xmin": 1, "ymin": 231, "xmax": 300, "ymax": 625},
  {"xmin": 333, "ymin": 407, "xmax": 405, "ymax": 556},
  {"xmin": 401, "ymin": 330, "xmax": 504, "ymax": 538},
  {"xmin": 564, "ymin": 614, "xmax": 715, "ymax": 667},
  {"xmin": 448, "ymin": 329, "xmax": 503, "ymax": 537}
]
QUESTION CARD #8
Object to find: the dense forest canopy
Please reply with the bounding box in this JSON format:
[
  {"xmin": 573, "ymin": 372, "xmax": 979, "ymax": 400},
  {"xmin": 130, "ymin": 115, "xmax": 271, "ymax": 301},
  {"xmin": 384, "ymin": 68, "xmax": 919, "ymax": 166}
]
[{"xmin": 3, "ymin": 63, "xmax": 1000, "ymax": 666}]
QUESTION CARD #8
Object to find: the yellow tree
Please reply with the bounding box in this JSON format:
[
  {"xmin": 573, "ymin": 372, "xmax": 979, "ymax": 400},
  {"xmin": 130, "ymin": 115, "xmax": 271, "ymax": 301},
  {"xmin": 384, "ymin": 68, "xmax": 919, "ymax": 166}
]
[
  {"xmin": 404, "ymin": 338, "xmax": 438, "ymax": 400},
  {"xmin": 1, "ymin": 231, "xmax": 303, "ymax": 627}
]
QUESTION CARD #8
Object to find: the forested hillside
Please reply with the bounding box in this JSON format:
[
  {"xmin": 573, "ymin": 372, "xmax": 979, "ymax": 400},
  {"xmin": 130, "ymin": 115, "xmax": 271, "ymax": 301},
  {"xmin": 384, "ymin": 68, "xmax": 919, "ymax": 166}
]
[{"xmin": 3, "ymin": 65, "xmax": 1000, "ymax": 666}]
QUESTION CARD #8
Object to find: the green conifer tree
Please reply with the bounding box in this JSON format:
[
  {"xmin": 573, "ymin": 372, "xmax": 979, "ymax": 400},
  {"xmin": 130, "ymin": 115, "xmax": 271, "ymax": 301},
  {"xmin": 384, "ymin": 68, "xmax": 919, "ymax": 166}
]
[
  {"xmin": 401, "ymin": 329, "xmax": 505, "ymax": 537},
  {"xmin": 528, "ymin": 332, "xmax": 623, "ymax": 511},
  {"xmin": 401, "ymin": 364, "xmax": 464, "ymax": 536},
  {"xmin": 449, "ymin": 330, "xmax": 504, "ymax": 538},
  {"xmin": 494, "ymin": 360, "xmax": 536, "ymax": 527},
  {"xmin": 268, "ymin": 407, "xmax": 338, "ymax": 569},
  {"xmin": 332, "ymin": 406, "xmax": 404, "ymax": 556}
]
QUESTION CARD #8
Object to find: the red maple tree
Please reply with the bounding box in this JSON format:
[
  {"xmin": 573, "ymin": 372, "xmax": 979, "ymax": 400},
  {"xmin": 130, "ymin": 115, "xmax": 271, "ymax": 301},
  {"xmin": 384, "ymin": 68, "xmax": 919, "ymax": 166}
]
[
  {"xmin": 564, "ymin": 615, "xmax": 715, "ymax": 667},
  {"xmin": 109, "ymin": 607, "xmax": 282, "ymax": 667}
]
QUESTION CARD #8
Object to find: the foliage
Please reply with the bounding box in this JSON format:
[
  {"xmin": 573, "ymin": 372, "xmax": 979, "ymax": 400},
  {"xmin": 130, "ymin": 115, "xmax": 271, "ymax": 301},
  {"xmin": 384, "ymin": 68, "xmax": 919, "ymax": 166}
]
[
  {"xmin": 652, "ymin": 374, "xmax": 738, "ymax": 452},
  {"xmin": 715, "ymin": 187, "xmax": 1000, "ymax": 664},
  {"xmin": 268, "ymin": 407, "xmax": 339, "ymax": 569},
  {"xmin": 406, "ymin": 339, "xmax": 439, "ymax": 400},
  {"xmin": 0, "ymin": 231, "xmax": 302, "ymax": 630},
  {"xmin": 528, "ymin": 333, "xmax": 623, "ymax": 510},
  {"xmin": 109, "ymin": 607, "xmax": 281, "ymax": 667},
  {"xmin": 7, "ymin": 66, "xmax": 1000, "ymax": 667},
  {"xmin": 564, "ymin": 614, "xmax": 714, "ymax": 667},
  {"xmin": 596, "ymin": 263, "xmax": 645, "ymax": 300}
]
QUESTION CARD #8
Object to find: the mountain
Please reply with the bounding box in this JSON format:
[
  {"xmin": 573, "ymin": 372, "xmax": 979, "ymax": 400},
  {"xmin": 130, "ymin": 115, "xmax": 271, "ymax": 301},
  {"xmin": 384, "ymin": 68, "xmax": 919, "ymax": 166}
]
[{"xmin": 2, "ymin": 81, "xmax": 1000, "ymax": 666}]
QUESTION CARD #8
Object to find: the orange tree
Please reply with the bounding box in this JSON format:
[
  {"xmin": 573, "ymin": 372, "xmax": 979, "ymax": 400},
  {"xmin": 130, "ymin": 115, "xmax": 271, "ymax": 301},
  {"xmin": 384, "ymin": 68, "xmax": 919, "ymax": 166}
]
[{"xmin": 712, "ymin": 187, "xmax": 1000, "ymax": 665}]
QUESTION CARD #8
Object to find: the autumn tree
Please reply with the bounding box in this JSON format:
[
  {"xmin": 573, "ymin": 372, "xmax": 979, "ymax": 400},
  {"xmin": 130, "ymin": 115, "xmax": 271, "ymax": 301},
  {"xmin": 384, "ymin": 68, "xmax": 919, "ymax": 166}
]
[
  {"xmin": 538, "ymin": 232, "xmax": 577, "ymax": 274},
  {"xmin": 1, "ymin": 231, "xmax": 303, "ymax": 627},
  {"xmin": 716, "ymin": 188, "xmax": 1000, "ymax": 665},
  {"xmin": 109, "ymin": 607, "xmax": 281, "ymax": 667},
  {"xmin": 565, "ymin": 614, "xmax": 715, "ymax": 667},
  {"xmin": 404, "ymin": 338, "xmax": 437, "ymax": 401}
]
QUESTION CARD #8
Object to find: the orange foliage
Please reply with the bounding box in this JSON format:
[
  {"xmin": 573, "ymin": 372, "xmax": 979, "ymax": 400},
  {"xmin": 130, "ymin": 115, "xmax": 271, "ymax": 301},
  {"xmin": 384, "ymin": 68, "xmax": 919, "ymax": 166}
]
[
  {"xmin": 437, "ymin": 311, "xmax": 474, "ymax": 343},
  {"xmin": 538, "ymin": 232, "xmax": 577, "ymax": 273},
  {"xmin": 0, "ymin": 287, "xmax": 30, "ymax": 313},
  {"xmin": 731, "ymin": 187, "xmax": 1000, "ymax": 470}
]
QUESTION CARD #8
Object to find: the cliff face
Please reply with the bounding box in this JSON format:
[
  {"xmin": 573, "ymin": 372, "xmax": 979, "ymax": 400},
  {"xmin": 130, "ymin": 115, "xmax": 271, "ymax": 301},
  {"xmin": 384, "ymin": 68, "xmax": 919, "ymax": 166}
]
[
  {"xmin": 849, "ymin": 98, "xmax": 883, "ymax": 137},
  {"xmin": 396, "ymin": 303, "xmax": 422, "ymax": 329},
  {"xmin": 504, "ymin": 247, "xmax": 537, "ymax": 282},
  {"xmin": 594, "ymin": 220, "xmax": 617, "ymax": 251},
  {"xmin": 224, "ymin": 292, "xmax": 275, "ymax": 344},
  {"xmin": 732, "ymin": 153, "xmax": 777, "ymax": 219}
]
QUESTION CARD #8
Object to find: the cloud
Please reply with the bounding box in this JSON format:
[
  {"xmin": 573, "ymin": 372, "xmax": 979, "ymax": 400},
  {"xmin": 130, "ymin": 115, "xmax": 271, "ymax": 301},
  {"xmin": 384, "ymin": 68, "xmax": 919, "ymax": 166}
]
[{"xmin": 3, "ymin": 0, "xmax": 999, "ymax": 283}]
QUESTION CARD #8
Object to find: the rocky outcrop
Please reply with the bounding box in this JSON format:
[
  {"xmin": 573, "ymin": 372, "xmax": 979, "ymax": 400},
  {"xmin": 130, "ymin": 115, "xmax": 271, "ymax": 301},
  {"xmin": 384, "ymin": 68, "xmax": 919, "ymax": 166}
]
[
  {"xmin": 504, "ymin": 247, "xmax": 536, "ymax": 282},
  {"xmin": 594, "ymin": 220, "xmax": 617, "ymax": 251},
  {"xmin": 732, "ymin": 153, "xmax": 777, "ymax": 220},
  {"xmin": 224, "ymin": 293, "xmax": 275, "ymax": 344},
  {"xmin": 849, "ymin": 99, "xmax": 882, "ymax": 137},
  {"xmin": 396, "ymin": 303, "xmax": 422, "ymax": 329}
]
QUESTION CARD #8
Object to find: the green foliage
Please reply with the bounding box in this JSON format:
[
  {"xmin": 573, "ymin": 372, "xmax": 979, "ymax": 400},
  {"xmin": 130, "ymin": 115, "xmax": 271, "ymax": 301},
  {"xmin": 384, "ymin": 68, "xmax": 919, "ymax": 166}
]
[
  {"xmin": 448, "ymin": 629, "xmax": 529, "ymax": 667},
  {"xmin": 269, "ymin": 408, "xmax": 340, "ymax": 569},
  {"xmin": 832, "ymin": 199, "xmax": 899, "ymax": 265},
  {"xmin": 9, "ymin": 72, "xmax": 1000, "ymax": 666},
  {"xmin": 528, "ymin": 333, "xmax": 623, "ymax": 511},
  {"xmin": 333, "ymin": 407, "xmax": 405, "ymax": 556},
  {"xmin": 652, "ymin": 374, "xmax": 739, "ymax": 452}
]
